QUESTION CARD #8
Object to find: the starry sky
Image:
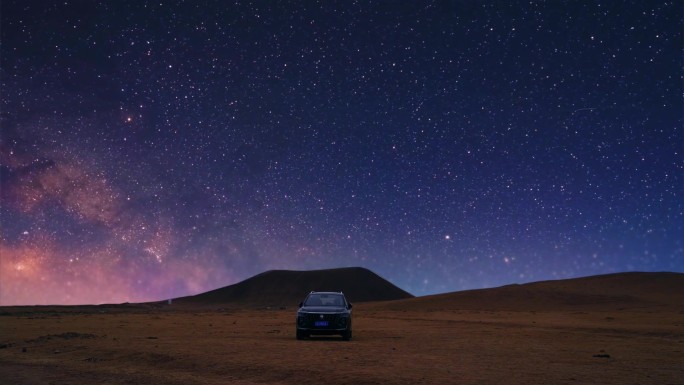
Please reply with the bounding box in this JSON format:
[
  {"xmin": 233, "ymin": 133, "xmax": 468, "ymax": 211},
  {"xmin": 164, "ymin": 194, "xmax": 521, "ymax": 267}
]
[{"xmin": 1, "ymin": 1, "xmax": 682, "ymax": 305}]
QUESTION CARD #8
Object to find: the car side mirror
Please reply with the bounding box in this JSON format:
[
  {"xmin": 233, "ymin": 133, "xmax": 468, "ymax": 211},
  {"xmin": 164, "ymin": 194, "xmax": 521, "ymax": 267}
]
[
  {"xmin": 347, "ymin": 303, "xmax": 353, "ymax": 309},
  {"xmin": 299, "ymin": 302, "xmax": 303, "ymax": 308}
]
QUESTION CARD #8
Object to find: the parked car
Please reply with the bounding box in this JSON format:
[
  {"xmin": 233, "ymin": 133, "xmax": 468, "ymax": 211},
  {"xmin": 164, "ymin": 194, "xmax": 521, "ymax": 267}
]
[{"xmin": 295, "ymin": 291, "xmax": 352, "ymax": 340}]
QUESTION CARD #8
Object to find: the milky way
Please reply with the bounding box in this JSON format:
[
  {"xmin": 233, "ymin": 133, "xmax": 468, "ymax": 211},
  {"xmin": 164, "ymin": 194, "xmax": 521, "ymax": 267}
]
[{"xmin": 1, "ymin": 1, "xmax": 682, "ymax": 305}]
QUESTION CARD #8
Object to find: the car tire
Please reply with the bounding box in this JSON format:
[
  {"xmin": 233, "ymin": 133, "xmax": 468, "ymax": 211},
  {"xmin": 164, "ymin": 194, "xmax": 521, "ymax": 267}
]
[
  {"xmin": 342, "ymin": 329, "xmax": 352, "ymax": 341},
  {"xmin": 296, "ymin": 330, "xmax": 306, "ymax": 340}
]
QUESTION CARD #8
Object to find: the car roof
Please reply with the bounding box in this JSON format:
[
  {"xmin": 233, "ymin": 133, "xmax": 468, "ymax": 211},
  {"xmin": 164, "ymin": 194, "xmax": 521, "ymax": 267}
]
[{"xmin": 309, "ymin": 291, "xmax": 344, "ymax": 295}]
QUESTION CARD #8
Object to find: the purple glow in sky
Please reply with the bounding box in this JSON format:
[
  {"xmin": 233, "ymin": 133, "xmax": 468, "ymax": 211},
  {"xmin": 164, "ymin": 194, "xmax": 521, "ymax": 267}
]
[{"xmin": 1, "ymin": 1, "xmax": 682, "ymax": 305}]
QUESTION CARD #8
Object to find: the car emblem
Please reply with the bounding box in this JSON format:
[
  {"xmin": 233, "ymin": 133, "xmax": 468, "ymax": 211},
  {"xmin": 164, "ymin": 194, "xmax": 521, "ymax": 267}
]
[{"xmin": 319, "ymin": 314, "xmax": 324, "ymax": 319}]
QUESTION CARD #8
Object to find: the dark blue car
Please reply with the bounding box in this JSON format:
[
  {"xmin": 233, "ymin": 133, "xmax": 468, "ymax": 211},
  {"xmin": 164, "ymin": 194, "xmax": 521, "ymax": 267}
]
[{"xmin": 296, "ymin": 291, "xmax": 353, "ymax": 340}]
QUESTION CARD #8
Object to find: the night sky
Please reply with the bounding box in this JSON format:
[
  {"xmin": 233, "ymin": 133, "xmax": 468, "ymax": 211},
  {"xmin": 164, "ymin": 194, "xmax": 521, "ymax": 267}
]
[{"xmin": 1, "ymin": 1, "xmax": 682, "ymax": 305}]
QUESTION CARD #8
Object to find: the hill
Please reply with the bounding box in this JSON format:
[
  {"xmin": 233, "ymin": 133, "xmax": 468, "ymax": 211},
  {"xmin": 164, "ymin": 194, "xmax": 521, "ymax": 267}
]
[
  {"xmin": 373, "ymin": 272, "xmax": 684, "ymax": 311},
  {"xmin": 173, "ymin": 267, "xmax": 413, "ymax": 307}
]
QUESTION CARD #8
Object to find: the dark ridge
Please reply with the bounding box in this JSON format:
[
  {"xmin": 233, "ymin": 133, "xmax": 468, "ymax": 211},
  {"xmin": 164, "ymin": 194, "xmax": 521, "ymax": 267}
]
[
  {"xmin": 173, "ymin": 267, "xmax": 413, "ymax": 307},
  {"xmin": 374, "ymin": 271, "xmax": 684, "ymax": 311}
]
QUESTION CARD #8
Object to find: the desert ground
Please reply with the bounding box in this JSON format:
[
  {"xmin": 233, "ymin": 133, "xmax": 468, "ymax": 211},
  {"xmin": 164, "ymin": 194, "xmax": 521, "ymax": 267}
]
[{"xmin": 1, "ymin": 302, "xmax": 682, "ymax": 384}]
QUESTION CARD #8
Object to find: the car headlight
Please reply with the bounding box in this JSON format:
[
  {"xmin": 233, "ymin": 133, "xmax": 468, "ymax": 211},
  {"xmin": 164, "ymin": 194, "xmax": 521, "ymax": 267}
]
[
  {"xmin": 337, "ymin": 315, "xmax": 349, "ymax": 327},
  {"xmin": 297, "ymin": 312, "xmax": 307, "ymax": 326}
]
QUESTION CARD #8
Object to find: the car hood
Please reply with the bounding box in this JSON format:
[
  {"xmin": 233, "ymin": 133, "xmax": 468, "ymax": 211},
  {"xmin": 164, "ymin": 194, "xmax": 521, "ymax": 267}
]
[{"xmin": 299, "ymin": 306, "xmax": 348, "ymax": 313}]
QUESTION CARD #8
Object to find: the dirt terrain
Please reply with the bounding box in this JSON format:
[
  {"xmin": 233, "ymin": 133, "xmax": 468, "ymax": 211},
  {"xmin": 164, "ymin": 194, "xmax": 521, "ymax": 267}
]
[{"xmin": 1, "ymin": 272, "xmax": 683, "ymax": 384}]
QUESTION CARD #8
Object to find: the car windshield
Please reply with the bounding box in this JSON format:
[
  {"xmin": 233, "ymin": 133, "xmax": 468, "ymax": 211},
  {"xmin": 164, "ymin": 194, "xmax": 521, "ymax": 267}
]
[{"xmin": 304, "ymin": 294, "xmax": 345, "ymax": 307}]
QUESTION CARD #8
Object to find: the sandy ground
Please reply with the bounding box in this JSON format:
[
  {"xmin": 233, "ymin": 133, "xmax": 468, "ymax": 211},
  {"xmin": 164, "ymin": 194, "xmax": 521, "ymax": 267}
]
[{"xmin": 1, "ymin": 304, "xmax": 683, "ymax": 384}]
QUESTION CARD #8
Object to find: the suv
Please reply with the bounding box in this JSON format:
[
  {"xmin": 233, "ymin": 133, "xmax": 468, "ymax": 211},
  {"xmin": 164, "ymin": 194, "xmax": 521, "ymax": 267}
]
[{"xmin": 296, "ymin": 291, "xmax": 353, "ymax": 340}]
